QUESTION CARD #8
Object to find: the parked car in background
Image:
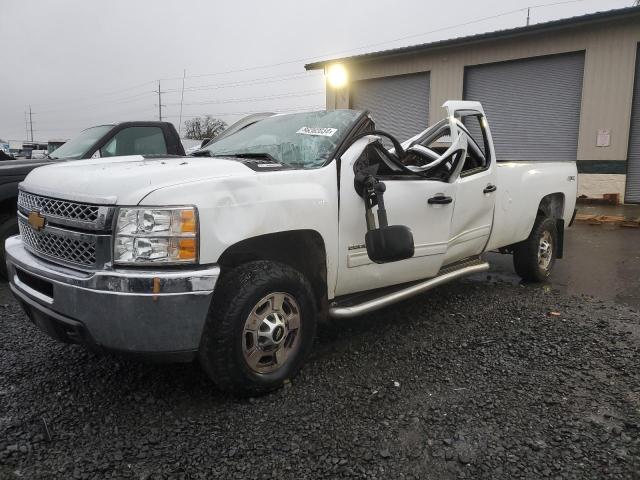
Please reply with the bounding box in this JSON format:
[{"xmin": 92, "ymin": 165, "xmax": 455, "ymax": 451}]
[
  {"xmin": 6, "ymin": 102, "xmax": 578, "ymax": 395},
  {"xmin": 30, "ymin": 150, "xmax": 48, "ymax": 159},
  {"xmin": 182, "ymin": 112, "xmax": 275, "ymax": 155},
  {"xmin": 0, "ymin": 121, "xmax": 186, "ymax": 279}
]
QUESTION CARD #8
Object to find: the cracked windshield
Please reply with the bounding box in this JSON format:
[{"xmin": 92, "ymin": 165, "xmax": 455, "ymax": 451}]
[{"xmin": 201, "ymin": 110, "xmax": 361, "ymax": 168}]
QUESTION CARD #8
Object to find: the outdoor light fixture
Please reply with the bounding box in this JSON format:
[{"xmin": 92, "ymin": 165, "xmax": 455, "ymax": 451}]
[{"xmin": 327, "ymin": 64, "xmax": 348, "ymax": 89}]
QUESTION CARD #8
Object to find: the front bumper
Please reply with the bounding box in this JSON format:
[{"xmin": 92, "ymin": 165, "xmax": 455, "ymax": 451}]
[{"xmin": 5, "ymin": 235, "xmax": 219, "ymax": 360}]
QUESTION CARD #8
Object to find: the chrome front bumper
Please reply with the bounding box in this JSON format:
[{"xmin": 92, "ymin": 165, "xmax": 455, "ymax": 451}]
[{"xmin": 5, "ymin": 235, "xmax": 219, "ymax": 359}]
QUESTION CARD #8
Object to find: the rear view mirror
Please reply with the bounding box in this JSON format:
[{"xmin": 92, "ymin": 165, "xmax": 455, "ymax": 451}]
[{"xmin": 366, "ymin": 225, "xmax": 414, "ymax": 263}]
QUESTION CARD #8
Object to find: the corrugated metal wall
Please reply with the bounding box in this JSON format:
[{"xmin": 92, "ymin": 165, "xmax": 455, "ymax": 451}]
[
  {"xmin": 626, "ymin": 44, "xmax": 640, "ymax": 204},
  {"xmin": 463, "ymin": 52, "xmax": 585, "ymax": 161},
  {"xmin": 351, "ymin": 72, "xmax": 430, "ymax": 142}
]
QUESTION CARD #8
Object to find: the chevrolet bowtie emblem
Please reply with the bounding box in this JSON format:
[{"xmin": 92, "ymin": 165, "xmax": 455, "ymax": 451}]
[{"xmin": 28, "ymin": 211, "xmax": 46, "ymax": 231}]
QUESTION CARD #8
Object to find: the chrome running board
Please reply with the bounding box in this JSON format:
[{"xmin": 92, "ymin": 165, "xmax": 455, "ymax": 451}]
[{"xmin": 328, "ymin": 261, "xmax": 489, "ymax": 319}]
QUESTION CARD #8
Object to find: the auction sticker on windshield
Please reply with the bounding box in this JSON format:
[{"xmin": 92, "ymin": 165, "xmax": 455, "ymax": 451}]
[{"xmin": 296, "ymin": 127, "xmax": 338, "ymax": 137}]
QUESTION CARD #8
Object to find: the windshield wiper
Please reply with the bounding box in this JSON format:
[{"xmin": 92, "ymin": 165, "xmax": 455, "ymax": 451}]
[
  {"xmin": 189, "ymin": 150, "xmax": 213, "ymax": 157},
  {"xmin": 224, "ymin": 152, "xmax": 279, "ymax": 163}
]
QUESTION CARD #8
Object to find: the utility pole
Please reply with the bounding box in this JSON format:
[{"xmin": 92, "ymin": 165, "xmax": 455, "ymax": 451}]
[
  {"xmin": 178, "ymin": 69, "xmax": 186, "ymax": 137},
  {"xmin": 526, "ymin": 7, "xmax": 531, "ymax": 26},
  {"xmin": 28, "ymin": 105, "xmax": 34, "ymax": 142},
  {"xmin": 154, "ymin": 80, "xmax": 166, "ymax": 121}
]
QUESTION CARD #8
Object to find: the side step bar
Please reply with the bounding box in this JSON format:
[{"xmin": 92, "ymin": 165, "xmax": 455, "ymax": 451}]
[{"xmin": 328, "ymin": 261, "xmax": 489, "ymax": 319}]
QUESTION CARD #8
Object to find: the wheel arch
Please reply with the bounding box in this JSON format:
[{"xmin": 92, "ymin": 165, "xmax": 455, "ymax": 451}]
[
  {"xmin": 217, "ymin": 229, "xmax": 329, "ymax": 317},
  {"xmin": 536, "ymin": 192, "xmax": 565, "ymax": 219},
  {"xmin": 535, "ymin": 192, "xmax": 566, "ymax": 259}
]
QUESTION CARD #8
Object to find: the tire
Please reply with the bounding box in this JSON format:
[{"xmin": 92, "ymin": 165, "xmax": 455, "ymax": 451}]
[
  {"xmin": 0, "ymin": 215, "xmax": 18, "ymax": 281},
  {"xmin": 513, "ymin": 216, "xmax": 558, "ymax": 282},
  {"xmin": 199, "ymin": 260, "xmax": 317, "ymax": 396}
]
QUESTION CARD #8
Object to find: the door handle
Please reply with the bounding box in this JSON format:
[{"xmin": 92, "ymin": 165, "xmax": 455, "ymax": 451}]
[
  {"xmin": 483, "ymin": 184, "xmax": 497, "ymax": 194},
  {"xmin": 428, "ymin": 195, "xmax": 453, "ymax": 205}
]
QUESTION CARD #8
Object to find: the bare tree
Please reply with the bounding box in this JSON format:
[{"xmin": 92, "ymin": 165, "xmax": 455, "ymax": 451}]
[{"xmin": 184, "ymin": 116, "xmax": 227, "ymax": 140}]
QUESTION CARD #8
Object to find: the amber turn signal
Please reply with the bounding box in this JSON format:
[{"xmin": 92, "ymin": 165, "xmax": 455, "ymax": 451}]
[
  {"xmin": 180, "ymin": 209, "xmax": 197, "ymax": 234},
  {"xmin": 178, "ymin": 238, "xmax": 197, "ymax": 260}
]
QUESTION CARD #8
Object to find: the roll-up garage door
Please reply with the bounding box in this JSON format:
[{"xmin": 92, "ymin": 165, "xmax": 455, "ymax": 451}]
[
  {"xmin": 351, "ymin": 72, "xmax": 430, "ymax": 142},
  {"xmin": 463, "ymin": 52, "xmax": 585, "ymax": 161},
  {"xmin": 625, "ymin": 45, "xmax": 640, "ymax": 204}
]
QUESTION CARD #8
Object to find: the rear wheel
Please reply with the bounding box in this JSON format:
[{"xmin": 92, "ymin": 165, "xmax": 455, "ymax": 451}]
[
  {"xmin": 199, "ymin": 260, "xmax": 317, "ymax": 396},
  {"xmin": 513, "ymin": 216, "xmax": 557, "ymax": 282},
  {"xmin": 0, "ymin": 215, "xmax": 18, "ymax": 281}
]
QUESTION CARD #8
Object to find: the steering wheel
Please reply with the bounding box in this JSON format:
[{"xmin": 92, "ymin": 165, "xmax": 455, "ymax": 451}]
[
  {"xmin": 348, "ymin": 129, "xmax": 431, "ymax": 177},
  {"xmin": 349, "ymin": 129, "xmax": 403, "ymax": 157}
]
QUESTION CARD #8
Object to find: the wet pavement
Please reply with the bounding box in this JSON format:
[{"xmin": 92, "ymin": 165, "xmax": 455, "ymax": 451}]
[{"xmin": 480, "ymin": 223, "xmax": 640, "ymax": 309}]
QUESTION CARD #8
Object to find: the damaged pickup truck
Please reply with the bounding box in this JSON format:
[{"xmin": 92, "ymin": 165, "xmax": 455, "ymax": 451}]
[{"xmin": 6, "ymin": 101, "xmax": 577, "ymax": 395}]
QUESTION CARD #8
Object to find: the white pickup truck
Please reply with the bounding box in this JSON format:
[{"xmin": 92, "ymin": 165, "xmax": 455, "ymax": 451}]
[{"xmin": 6, "ymin": 101, "xmax": 577, "ymax": 395}]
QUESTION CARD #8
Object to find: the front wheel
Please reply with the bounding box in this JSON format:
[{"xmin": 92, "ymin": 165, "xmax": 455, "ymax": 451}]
[
  {"xmin": 199, "ymin": 260, "xmax": 317, "ymax": 396},
  {"xmin": 513, "ymin": 216, "xmax": 558, "ymax": 282}
]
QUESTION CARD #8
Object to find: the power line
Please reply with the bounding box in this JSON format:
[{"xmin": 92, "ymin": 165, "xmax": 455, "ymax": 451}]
[
  {"xmin": 160, "ymin": 0, "xmax": 591, "ymax": 81},
  {"xmin": 32, "ymin": 105, "xmax": 157, "ymax": 133},
  {"xmin": 178, "ymin": 69, "xmax": 186, "ymax": 136},
  {"xmin": 167, "ymin": 104, "xmax": 325, "ymax": 119},
  {"xmin": 166, "ymin": 89, "xmax": 324, "ymax": 107},
  {"xmin": 35, "ymin": 91, "xmax": 156, "ymax": 114},
  {"xmin": 33, "ymin": 72, "xmax": 318, "ymax": 113},
  {"xmin": 163, "ymin": 72, "xmax": 315, "ymax": 94},
  {"xmin": 308, "ymin": 0, "xmax": 590, "ymax": 63},
  {"xmin": 32, "ymin": 80, "xmax": 158, "ymax": 107}
]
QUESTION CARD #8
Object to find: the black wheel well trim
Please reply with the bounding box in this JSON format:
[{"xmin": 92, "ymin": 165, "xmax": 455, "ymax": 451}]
[
  {"xmin": 536, "ymin": 192, "xmax": 565, "ymax": 219},
  {"xmin": 217, "ymin": 229, "xmax": 329, "ymax": 317},
  {"xmin": 536, "ymin": 192, "xmax": 566, "ymax": 259}
]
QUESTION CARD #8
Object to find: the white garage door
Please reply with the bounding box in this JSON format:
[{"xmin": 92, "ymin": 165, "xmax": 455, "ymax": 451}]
[
  {"xmin": 351, "ymin": 72, "xmax": 430, "ymax": 142},
  {"xmin": 625, "ymin": 45, "xmax": 640, "ymax": 204},
  {"xmin": 463, "ymin": 52, "xmax": 585, "ymax": 161}
]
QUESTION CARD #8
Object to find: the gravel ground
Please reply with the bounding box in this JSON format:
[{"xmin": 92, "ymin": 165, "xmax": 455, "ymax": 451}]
[{"xmin": 1, "ymin": 278, "xmax": 639, "ymax": 480}]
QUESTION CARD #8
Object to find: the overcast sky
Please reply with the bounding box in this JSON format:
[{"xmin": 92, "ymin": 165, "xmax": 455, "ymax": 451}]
[{"xmin": 0, "ymin": 0, "xmax": 633, "ymax": 141}]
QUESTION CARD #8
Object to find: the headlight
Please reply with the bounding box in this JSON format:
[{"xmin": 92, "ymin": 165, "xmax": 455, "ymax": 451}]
[{"xmin": 114, "ymin": 207, "xmax": 198, "ymax": 265}]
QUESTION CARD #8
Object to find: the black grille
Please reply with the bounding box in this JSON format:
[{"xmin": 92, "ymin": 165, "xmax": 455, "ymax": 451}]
[
  {"xmin": 15, "ymin": 268, "xmax": 54, "ymax": 297},
  {"xmin": 19, "ymin": 221, "xmax": 97, "ymax": 267},
  {"xmin": 18, "ymin": 191, "xmax": 100, "ymax": 223}
]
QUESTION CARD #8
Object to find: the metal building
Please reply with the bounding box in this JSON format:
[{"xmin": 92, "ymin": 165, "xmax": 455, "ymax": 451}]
[{"xmin": 306, "ymin": 6, "xmax": 640, "ymax": 204}]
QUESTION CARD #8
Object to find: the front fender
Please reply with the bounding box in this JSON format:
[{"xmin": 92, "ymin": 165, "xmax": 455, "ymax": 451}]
[{"xmin": 138, "ymin": 164, "xmax": 341, "ymax": 297}]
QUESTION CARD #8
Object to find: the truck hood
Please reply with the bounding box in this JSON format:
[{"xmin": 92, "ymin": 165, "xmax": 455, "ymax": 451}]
[{"xmin": 21, "ymin": 155, "xmax": 254, "ymax": 205}]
